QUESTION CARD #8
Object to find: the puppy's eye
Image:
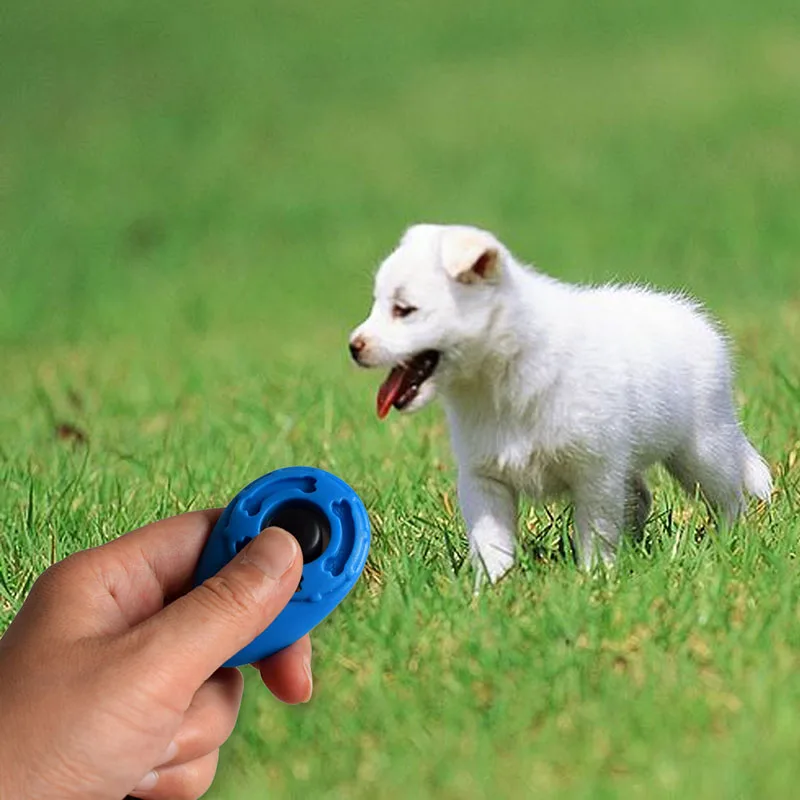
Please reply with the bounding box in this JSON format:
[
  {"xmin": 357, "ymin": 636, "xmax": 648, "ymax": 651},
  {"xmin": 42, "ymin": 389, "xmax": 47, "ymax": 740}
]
[{"xmin": 392, "ymin": 304, "xmax": 418, "ymax": 319}]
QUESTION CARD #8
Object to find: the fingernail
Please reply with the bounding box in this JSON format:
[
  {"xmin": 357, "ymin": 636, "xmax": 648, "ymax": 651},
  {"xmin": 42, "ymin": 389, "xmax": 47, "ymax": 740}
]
[
  {"xmin": 242, "ymin": 528, "xmax": 298, "ymax": 579},
  {"xmin": 163, "ymin": 739, "xmax": 179, "ymax": 763},
  {"xmin": 302, "ymin": 654, "xmax": 314, "ymax": 703},
  {"xmin": 132, "ymin": 770, "xmax": 159, "ymax": 793}
]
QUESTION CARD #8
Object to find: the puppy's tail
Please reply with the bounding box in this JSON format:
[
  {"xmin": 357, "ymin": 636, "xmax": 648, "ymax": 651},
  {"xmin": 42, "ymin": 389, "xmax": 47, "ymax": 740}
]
[{"xmin": 741, "ymin": 437, "xmax": 772, "ymax": 502}]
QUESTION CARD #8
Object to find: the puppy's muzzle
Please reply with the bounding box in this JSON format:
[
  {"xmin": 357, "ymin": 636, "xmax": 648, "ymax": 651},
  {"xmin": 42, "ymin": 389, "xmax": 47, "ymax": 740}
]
[{"xmin": 349, "ymin": 336, "xmax": 366, "ymax": 364}]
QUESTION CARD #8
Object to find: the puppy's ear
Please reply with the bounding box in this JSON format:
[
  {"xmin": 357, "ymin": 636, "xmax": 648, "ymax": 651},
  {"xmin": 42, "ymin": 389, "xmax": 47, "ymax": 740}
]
[{"xmin": 439, "ymin": 228, "xmax": 501, "ymax": 284}]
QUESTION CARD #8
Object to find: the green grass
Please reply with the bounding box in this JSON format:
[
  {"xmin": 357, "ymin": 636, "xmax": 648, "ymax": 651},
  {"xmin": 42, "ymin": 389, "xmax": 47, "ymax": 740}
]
[{"xmin": 2, "ymin": 0, "xmax": 800, "ymax": 797}]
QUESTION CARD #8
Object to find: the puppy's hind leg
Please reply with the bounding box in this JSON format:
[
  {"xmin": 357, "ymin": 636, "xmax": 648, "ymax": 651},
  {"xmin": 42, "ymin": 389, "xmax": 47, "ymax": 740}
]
[
  {"xmin": 667, "ymin": 366, "xmax": 771, "ymax": 525},
  {"xmin": 625, "ymin": 474, "xmax": 652, "ymax": 540},
  {"xmin": 457, "ymin": 472, "xmax": 519, "ymax": 593},
  {"xmin": 665, "ymin": 431, "xmax": 745, "ymax": 526}
]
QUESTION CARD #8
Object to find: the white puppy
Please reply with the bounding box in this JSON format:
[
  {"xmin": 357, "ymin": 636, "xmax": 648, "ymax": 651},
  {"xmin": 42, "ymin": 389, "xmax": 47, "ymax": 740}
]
[{"xmin": 349, "ymin": 224, "xmax": 772, "ymax": 587}]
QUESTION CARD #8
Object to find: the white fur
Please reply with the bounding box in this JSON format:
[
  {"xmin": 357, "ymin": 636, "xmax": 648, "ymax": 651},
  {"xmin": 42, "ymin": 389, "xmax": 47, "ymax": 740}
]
[{"xmin": 350, "ymin": 224, "xmax": 772, "ymax": 588}]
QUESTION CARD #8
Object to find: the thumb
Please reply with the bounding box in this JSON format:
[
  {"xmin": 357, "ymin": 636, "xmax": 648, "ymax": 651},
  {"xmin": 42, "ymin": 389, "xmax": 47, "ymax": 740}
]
[{"xmin": 134, "ymin": 527, "xmax": 302, "ymax": 690}]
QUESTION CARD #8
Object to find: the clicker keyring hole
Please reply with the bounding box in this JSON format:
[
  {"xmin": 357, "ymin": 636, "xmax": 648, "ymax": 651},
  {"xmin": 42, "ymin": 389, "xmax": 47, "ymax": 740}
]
[{"xmin": 262, "ymin": 499, "xmax": 332, "ymax": 564}]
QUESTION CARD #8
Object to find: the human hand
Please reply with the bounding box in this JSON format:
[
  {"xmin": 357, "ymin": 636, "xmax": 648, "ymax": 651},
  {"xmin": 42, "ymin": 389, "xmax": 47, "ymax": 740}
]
[{"xmin": 0, "ymin": 509, "xmax": 312, "ymax": 800}]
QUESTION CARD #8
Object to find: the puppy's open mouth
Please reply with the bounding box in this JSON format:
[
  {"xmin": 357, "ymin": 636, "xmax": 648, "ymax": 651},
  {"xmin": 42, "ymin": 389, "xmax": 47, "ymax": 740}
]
[{"xmin": 376, "ymin": 350, "xmax": 440, "ymax": 419}]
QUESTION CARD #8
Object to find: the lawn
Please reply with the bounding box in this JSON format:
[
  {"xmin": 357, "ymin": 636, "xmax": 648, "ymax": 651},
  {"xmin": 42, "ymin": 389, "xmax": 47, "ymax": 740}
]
[{"xmin": 1, "ymin": 0, "xmax": 799, "ymax": 797}]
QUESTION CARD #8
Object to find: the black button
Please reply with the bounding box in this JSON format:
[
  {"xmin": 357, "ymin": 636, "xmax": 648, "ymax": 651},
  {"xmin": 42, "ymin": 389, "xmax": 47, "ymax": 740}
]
[{"xmin": 264, "ymin": 500, "xmax": 330, "ymax": 563}]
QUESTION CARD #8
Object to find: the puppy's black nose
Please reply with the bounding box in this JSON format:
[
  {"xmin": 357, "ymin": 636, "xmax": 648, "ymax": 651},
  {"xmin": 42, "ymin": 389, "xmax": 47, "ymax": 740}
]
[{"xmin": 349, "ymin": 336, "xmax": 366, "ymax": 362}]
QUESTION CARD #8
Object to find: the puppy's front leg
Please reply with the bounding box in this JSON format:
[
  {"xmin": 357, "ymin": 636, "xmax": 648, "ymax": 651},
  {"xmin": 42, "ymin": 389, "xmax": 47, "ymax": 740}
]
[
  {"xmin": 572, "ymin": 471, "xmax": 626, "ymax": 571},
  {"xmin": 458, "ymin": 472, "xmax": 518, "ymax": 592}
]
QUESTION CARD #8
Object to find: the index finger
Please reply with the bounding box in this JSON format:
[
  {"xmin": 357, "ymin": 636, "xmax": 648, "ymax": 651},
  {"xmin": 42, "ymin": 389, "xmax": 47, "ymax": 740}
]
[
  {"xmin": 22, "ymin": 508, "xmax": 226, "ymax": 639},
  {"xmin": 88, "ymin": 509, "xmax": 224, "ymax": 625},
  {"xmin": 113, "ymin": 508, "xmax": 223, "ymax": 593}
]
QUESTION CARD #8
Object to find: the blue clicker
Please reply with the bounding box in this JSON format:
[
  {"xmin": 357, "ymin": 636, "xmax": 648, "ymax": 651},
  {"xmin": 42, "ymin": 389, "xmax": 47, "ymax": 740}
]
[{"xmin": 193, "ymin": 466, "xmax": 371, "ymax": 668}]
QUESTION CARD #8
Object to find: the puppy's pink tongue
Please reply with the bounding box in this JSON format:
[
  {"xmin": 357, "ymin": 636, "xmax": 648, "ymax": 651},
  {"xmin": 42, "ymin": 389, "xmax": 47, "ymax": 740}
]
[{"xmin": 377, "ymin": 366, "xmax": 406, "ymax": 419}]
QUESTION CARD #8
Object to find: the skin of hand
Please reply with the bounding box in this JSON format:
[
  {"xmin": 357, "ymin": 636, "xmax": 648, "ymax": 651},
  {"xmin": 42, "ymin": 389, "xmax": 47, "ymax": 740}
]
[{"xmin": 0, "ymin": 509, "xmax": 313, "ymax": 800}]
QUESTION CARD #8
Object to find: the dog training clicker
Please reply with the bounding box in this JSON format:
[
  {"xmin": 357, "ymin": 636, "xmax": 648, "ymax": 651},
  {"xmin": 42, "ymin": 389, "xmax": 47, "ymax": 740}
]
[{"xmin": 193, "ymin": 467, "xmax": 371, "ymax": 667}]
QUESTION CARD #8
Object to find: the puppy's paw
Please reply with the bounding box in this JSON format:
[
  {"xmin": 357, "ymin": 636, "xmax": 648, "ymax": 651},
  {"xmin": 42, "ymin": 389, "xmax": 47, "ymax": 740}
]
[
  {"xmin": 471, "ymin": 550, "xmax": 515, "ymax": 594},
  {"xmin": 576, "ymin": 545, "xmax": 618, "ymax": 574}
]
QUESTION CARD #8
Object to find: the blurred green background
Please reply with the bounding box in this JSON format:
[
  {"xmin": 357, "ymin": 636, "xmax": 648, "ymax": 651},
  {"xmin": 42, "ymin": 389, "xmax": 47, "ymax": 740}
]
[{"xmin": 2, "ymin": 1, "xmax": 799, "ymax": 797}]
